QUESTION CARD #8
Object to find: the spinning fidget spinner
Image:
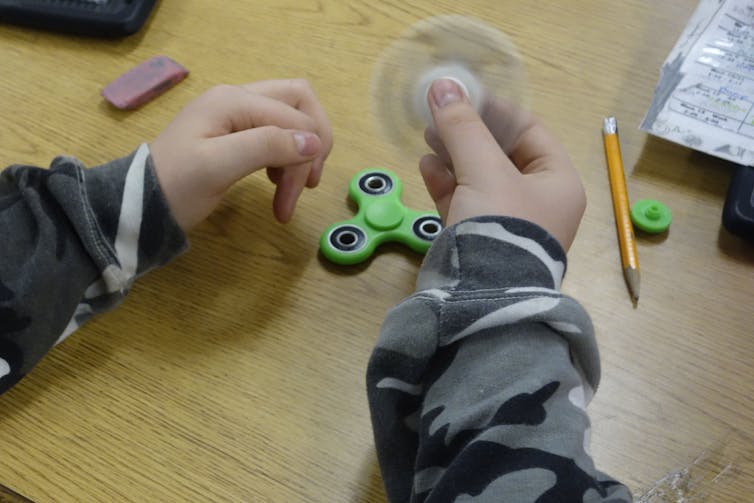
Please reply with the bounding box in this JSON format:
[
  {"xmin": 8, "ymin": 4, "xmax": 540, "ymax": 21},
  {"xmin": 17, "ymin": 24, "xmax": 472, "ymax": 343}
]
[{"xmin": 320, "ymin": 168, "xmax": 443, "ymax": 265}]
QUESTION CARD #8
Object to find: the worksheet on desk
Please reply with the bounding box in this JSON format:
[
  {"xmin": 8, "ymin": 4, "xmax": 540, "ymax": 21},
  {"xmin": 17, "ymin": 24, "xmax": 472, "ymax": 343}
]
[{"xmin": 641, "ymin": 0, "xmax": 754, "ymax": 166}]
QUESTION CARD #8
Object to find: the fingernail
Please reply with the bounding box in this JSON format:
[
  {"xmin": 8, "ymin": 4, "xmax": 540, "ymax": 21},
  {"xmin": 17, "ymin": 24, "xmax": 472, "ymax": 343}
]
[
  {"xmin": 294, "ymin": 132, "xmax": 319, "ymax": 156},
  {"xmin": 430, "ymin": 79, "xmax": 464, "ymax": 108}
]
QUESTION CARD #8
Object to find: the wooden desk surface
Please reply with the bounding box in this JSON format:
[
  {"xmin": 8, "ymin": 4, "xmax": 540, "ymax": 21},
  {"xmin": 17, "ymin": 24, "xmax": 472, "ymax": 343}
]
[{"xmin": 1, "ymin": 1, "xmax": 752, "ymax": 501}]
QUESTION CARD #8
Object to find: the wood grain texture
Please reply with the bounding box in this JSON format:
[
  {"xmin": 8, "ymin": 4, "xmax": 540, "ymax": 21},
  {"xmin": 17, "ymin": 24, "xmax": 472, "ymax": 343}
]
[{"xmin": 1, "ymin": 1, "xmax": 752, "ymax": 501}]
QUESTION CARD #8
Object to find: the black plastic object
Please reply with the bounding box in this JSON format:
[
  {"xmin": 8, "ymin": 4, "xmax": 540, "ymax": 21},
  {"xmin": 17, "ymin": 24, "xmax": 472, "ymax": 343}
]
[
  {"xmin": 0, "ymin": 0, "xmax": 157, "ymax": 37},
  {"xmin": 722, "ymin": 164, "xmax": 754, "ymax": 243}
]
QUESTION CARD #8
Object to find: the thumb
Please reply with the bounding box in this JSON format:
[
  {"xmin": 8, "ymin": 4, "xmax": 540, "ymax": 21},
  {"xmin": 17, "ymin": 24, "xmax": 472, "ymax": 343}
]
[
  {"xmin": 206, "ymin": 126, "xmax": 321, "ymax": 187},
  {"xmin": 427, "ymin": 79, "xmax": 515, "ymax": 185}
]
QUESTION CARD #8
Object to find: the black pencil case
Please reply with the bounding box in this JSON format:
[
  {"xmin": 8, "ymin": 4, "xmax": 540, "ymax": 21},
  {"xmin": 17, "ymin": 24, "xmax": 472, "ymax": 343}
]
[{"xmin": 0, "ymin": 0, "xmax": 157, "ymax": 37}]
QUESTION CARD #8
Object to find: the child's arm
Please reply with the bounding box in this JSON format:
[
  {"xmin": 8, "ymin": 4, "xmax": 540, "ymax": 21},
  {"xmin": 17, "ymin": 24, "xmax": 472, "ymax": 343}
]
[
  {"xmin": 367, "ymin": 80, "xmax": 631, "ymax": 502},
  {"xmin": 0, "ymin": 80, "xmax": 332, "ymax": 394}
]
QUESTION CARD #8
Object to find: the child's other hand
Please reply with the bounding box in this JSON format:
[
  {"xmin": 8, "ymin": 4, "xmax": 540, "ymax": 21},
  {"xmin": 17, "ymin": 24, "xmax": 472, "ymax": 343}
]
[
  {"xmin": 419, "ymin": 79, "xmax": 585, "ymax": 252},
  {"xmin": 150, "ymin": 79, "xmax": 333, "ymax": 230}
]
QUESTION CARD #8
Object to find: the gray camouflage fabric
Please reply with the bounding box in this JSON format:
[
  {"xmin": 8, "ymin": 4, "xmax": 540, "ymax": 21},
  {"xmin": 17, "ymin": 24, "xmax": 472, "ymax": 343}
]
[
  {"xmin": 0, "ymin": 145, "xmax": 186, "ymax": 393},
  {"xmin": 1, "ymin": 146, "xmax": 630, "ymax": 501},
  {"xmin": 367, "ymin": 216, "xmax": 632, "ymax": 502}
]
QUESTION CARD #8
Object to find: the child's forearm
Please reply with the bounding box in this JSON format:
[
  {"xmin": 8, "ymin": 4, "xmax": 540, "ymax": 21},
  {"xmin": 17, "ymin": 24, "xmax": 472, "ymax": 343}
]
[
  {"xmin": 0, "ymin": 144, "xmax": 186, "ymax": 394},
  {"xmin": 367, "ymin": 216, "xmax": 631, "ymax": 502}
]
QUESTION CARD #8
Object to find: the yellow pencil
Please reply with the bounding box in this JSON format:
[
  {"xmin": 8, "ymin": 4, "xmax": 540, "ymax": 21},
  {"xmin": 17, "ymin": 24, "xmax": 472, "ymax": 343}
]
[{"xmin": 602, "ymin": 117, "xmax": 640, "ymax": 302}]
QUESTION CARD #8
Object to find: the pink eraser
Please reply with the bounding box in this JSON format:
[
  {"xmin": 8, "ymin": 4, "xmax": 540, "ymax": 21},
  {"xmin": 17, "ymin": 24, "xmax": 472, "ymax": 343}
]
[{"xmin": 101, "ymin": 55, "xmax": 189, "ymax": 110}]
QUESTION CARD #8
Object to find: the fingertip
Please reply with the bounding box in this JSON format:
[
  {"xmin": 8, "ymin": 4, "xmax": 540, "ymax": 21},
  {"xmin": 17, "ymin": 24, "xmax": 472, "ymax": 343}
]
[
  {"xmin": 273, "ymin": 191, "xmax": 294, "ymax": 224},
  {"xmin": 305, "ymin": 158, "xmax": 324, "ymax": 188},
  {"xmin": 320, "ymin": 125, "xmax": 334, "ymax": 157},
  {"xmin": 278, "ymin": 209, "xmax": 293, "ymax": 224},
  {"xmin": 419, "ymin": 153, "xmax": 441, "ymax": 176},
  {"xmin": 272, "ymin": 165, "xmax": 307, "ymax": 223}
]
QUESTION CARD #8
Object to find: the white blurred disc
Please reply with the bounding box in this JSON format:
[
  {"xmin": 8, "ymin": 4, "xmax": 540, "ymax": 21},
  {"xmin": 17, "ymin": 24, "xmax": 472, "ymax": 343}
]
[{"xmin": 371, "ymin": 15, "xmax": 527, "ymax": 158}]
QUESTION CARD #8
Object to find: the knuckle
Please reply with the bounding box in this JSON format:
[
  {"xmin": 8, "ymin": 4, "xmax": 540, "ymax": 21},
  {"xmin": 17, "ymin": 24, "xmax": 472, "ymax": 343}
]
[
  {"xmin": 260, "ymin": 126, "xmax": 287, "ymax": 155},
  {"xmin": 203, "ymin": 84, "xmax": 236, "ymax": 102},
  {"xmin": 291, "ymin": 78, "xmax": 312, "ymax": 90},
  {"xmin": 287, "ymin": 78, "xmax": 313, "ymax": 97}
]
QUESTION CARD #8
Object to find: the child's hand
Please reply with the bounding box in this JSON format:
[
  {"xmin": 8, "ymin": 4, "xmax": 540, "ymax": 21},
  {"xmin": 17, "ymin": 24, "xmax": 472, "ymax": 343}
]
[
  {"xmin": 150, "ymin": 79, "xmax": 333, "ymax": 230},
  {"xmin": 419, "ymin": 79, "xmax": 585, "ymax": 251}
]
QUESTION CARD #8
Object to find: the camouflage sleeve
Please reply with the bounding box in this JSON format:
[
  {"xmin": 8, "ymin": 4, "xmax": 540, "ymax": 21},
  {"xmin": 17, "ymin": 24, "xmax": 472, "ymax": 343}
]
[
  {"xmin": 0, "ymin": 144, "xmax": 187, "ymax": 394},
  {"xmin": 367, "ymin": 216, "xmax": 632, "ymax": 502}
]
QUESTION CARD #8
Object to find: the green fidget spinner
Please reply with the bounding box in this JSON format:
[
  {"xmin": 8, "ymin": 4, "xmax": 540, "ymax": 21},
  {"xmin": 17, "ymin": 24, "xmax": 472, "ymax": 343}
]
[{"xmin": 320, "ymin": 168, "xmax": 443, "ymax": 265}]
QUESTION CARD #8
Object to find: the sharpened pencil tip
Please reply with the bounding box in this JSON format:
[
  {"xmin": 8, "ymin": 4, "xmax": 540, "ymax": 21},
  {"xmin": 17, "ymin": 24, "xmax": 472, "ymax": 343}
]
[{"xmin": 624, "ymin": 267, "xmax": 641, "ymax": 305}]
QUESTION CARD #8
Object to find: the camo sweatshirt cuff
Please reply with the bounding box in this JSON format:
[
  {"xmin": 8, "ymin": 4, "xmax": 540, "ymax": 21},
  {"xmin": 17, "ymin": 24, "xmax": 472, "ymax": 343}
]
[
  {"xmin": 367, "ymin": 216, "xmax": 631, "ymax": 503},
  {"xmin": 0, "ymin": 144, "xmax": 187, "ymax": 394}
]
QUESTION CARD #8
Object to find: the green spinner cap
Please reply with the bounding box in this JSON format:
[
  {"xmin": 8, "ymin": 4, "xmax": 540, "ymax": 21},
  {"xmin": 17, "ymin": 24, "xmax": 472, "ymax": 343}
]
[{"xmin": 630, "ymin": 199, "xmax": 671, "ymax": 234}]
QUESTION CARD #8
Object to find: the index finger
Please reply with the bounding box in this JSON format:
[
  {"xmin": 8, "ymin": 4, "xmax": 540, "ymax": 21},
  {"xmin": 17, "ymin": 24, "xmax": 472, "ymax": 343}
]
[
  {"xmin": 241, "ymin": 79, "xmax": 333, "ymax": 186},
  {"xmin": 194, "ymin": 85, "xmax": 318, "ymax": 136}
]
